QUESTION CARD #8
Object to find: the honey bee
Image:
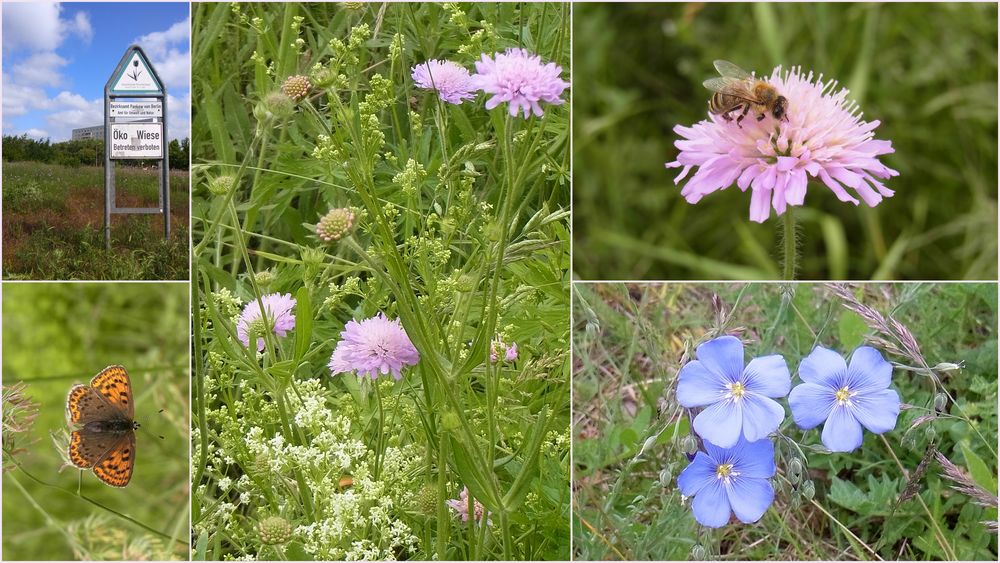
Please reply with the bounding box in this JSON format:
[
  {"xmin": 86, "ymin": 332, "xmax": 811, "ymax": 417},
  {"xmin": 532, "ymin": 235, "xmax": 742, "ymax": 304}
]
[{"xmin": 703, "ymin": 60, "xmax": 788, "ymax": 127}]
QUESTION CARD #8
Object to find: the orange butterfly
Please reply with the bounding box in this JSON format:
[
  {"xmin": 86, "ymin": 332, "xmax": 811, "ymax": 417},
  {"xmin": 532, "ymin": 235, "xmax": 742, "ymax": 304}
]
[{"xmin": 66, "ymin": 366, "xmax": 138, "ymax": 487}]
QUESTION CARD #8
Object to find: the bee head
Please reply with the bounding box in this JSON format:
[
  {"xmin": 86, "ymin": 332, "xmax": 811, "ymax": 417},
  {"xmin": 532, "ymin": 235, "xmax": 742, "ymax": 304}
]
[{"xmin": 773, "ymin": 96, "xmax": 789, "ymax": 121}]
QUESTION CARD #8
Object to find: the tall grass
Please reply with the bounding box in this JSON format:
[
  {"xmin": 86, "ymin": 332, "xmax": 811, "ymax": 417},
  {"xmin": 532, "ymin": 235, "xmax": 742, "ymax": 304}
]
[
  {"xmin": 573, "ymin": 3, "xmax": 997, "ymax": 280},
  {"xmin": 191, "ymin": 3, "xmax": 569, "ymax": 560}
]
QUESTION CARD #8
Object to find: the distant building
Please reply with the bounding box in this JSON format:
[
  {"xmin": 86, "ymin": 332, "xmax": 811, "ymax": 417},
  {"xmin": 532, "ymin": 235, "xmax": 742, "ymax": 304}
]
[{"xmin": 71, "ymin": 125, "xmax": 104, "ymax": 141}]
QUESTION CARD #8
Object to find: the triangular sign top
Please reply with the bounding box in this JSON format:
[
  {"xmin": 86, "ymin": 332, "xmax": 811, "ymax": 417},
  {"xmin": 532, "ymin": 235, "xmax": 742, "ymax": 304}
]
[{"xmin": 108, "ymin": 47, "xmax": 163, "ymax": 95}]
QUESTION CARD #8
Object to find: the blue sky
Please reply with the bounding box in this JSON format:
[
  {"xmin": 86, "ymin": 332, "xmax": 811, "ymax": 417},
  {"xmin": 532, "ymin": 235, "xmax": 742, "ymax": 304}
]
[{"xmin": 3, "ymin": 1, "xmax": 189, "ymax": 141}]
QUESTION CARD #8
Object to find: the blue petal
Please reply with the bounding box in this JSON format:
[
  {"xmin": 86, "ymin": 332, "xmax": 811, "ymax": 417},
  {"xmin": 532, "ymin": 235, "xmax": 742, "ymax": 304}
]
[
  {"xmin": 677, "ymin": 360, "xmax": 727, "ymax": 408},
  {"xmin": 695, "ymin": 336, "xmax": 744, "ymax": 383},
  {"xmin": 691, "ymin": 480, "xmax": 732, "ymax": 528},
  {"xmin": 677, "ymin": 452, "xmax": 718, "ymax": 497},
  {"xmin": 694, "ymin": 400, "xmax": 742, "ymax": 448},
  {"xmin": 740, "ymin": 394, "xmax": 785, "ymax": 442},
  {"xmin": 788, "ymin": 382, "xmax": 836, "ymax": 430},
  {"xmin": 821, "ymin": 405, "xmax": 863, "ymax": 452},
  {"xmin": 743, "ymin": 354, "xmax": 791, "ymax": 398},
  {"xmin": 731, "ymin": 438, "xmax": 776, "ymax": 478},
  {"xmin": 847, "ymin": 346, "xmax": 892, "ymax": 394},
  {"xmin": 728, "ymin": 476, "xmax": 774, "ymax": 523},
  {"xmin": 852, "ymin": 388, "xmax": 900, "ymax": 434},
  {"xmin": 798, "ymin": 345, "xmax": 847, "ymax": 388}
]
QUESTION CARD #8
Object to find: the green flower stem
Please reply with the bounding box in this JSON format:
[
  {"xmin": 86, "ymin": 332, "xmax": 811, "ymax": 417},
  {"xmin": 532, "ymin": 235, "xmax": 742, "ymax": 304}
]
[
  {"xmin": 435, "ymin": 431, "xmax": 450, "ymax": 559},
  {"xmin": 782, "ymin": 207, "xmax": 798, "ymax": 280}
]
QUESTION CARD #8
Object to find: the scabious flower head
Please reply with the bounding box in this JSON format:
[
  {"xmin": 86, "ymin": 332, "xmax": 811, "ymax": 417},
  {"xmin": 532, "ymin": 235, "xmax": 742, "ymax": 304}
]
[
  {"xmin": 677, "ymin": 335, "xmax": 790, "ymax": 448},
  {"xmin": 489, "ymin": 338, "xmax": 517, "ymax": 364},
  {"xmin": 447, "ymin": 486, "xmax": 492, "ymax": 526},
  {"xmin": 504, "ymin": 342, "xmax": 518, "ymax": 362},
  {"xmin": 411, "ymin": 60, "xmax": 476, "ymax": 104},
  {"xmin": 788, "ymin": 345, "xmax": 900, "ymax": 452},
  {"xmin": 472, "ymin": 48, "xmax": 569, "ymax": 118},
  {"xmin": 281, "ymin": 74, "xmax": 312, "ymax": 101},
  {"xmin": 666, "ymin": 66, "xmax": 898, "ymax": 222},
  {"xmin": 237, "ymin": 293, "xmax": 297, "ymax": 352},
  {"xmin": 328, "ymin": 313, "xmax": 420, "ymax": 380},
  {"xmin": 677, "ymin": 436, "xmax": 776, "ymax": 528},
  {"xmin": 316, "ymin": 207, "xmax": 356, "ymax": 242}
]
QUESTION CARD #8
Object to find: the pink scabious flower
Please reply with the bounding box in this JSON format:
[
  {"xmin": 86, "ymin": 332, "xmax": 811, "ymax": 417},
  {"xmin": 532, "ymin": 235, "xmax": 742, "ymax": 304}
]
[
  {"xmin": 505, "ymin": 342, "xmax": 518, "ymax": 363},
  {"xmin": 447, "ymin": 486, "xmax": 492, "ymax": 526},
  {"xmin": 412, "ymin": 59, "xmax": 476, "ymax": 104},
  {"xmin": 237, "ymin": 293, "xmax": 297, "ymax": 351},
  {"xmin": 472, "ymin": 48, "xmax": 569, "ymax": 118},
  {"xmin": 328, "ymin": 313, "xmax": 420, "ymax": 380},
  {"xmin": 666, "ymin": 66, "xmax": 899, "ymax": 223}
]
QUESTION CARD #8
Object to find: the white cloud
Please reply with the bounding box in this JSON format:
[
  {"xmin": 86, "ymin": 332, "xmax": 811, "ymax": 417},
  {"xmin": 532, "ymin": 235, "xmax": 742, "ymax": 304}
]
[
  {"xmin": 135, "ymin": 18, "xmax": 189, "ymax": 60},
  {"xmin": 43, "ymin": 93, "xmax": 102, "ymax": 141},
  {"xmin": 133, "ymin": 18, "xmax": 190, "ymax": 91},
  {"xmin": 11, "ymin": 52, "xmax": 68, "ymax": 88},
  {"xmin": 1, "ymin": 73, "xmax": 48, "ymax": 116},
  {"xmin": 166, "ymin": 92, "xmax": 191, "ymax": 141},
  {"xmin": 23, "ymin": 128, "xmax": 51, "ymax": 140},
  {"xmin": 2, "ymin": 2, "xmax": 92, "ymax": 52}
]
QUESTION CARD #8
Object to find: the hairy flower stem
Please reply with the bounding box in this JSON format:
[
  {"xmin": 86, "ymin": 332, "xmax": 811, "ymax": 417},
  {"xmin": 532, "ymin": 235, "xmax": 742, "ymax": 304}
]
[{"xmin": 781, "ymin": 207, "xmax": 799, "ymax": 280}]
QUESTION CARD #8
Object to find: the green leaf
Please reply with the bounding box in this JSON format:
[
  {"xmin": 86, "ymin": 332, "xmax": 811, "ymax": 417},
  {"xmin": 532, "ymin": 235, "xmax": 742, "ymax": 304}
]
[
  {"xmin": 293, "ymin": 286, "xmax": 312, "ymax": 365},
  {"xmin": 959, "ymin": 442, "xmax": 998, "ymax": 494},
  {"xmin": 838, "ymin": 310, "xmax": 868, "ymax": 351},
  {"xmin": 828, "ymin": 476, "xmax": 872, "ymax": 513}
]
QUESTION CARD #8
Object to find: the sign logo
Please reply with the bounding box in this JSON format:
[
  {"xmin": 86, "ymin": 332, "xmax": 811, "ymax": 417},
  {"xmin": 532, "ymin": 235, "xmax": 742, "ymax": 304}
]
[{"xmin": 109, "ymin": 51, "xmax": 162, "ymax": 94}]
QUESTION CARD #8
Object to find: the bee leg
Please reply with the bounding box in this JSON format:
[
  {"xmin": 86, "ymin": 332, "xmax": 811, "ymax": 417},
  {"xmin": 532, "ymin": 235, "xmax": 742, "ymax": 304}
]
[
  {"xmin": 735, "ymin": 104, "xmax": 751, "ymax": 128},
  {"xmin": 757, "ymin": 113, "xmax": 766, "ymax": 122}
]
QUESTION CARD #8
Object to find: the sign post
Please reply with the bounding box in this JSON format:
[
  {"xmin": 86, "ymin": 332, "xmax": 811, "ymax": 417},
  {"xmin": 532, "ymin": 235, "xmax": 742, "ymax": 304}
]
[{"xmin": 104, "ymin": 44, "xmax": 169, "ymax": 250}]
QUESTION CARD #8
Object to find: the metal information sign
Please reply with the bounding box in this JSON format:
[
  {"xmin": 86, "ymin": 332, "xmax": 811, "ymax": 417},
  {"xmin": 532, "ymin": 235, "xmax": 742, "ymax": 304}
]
[{"xmin": 104, "ymin": 45, "xmax": 170, "ymax": 249}]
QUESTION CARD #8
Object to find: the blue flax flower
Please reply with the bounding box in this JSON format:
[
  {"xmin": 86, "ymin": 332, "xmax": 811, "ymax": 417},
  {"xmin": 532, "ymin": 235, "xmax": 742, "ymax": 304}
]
[
  {"xmin": 788, "ymin": 345, "xmax": 900, "ymax": 452},
  {"xmin": 677, "ymin": 336, "xmax": 790, "ymax": 448},
  {"xmin": 677, "ymin": 437, "xmax": 776, "ymax": 528}
]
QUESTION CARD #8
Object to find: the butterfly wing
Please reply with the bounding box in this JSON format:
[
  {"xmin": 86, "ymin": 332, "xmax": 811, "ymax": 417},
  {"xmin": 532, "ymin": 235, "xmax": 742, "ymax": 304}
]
[
  {"xmin": 89, "ymin": 365, "xmax": 134, "ymax": 421},
  {"xmin": 66, "ymin": 385, "xmax": 120, "ymax": 426},
  {"xmin": 91, "ymin": 430, "xmax": 136, "ymax": 488},
  {"xmin": 69, "ymin": 428, "xmax": 122, "ymax": 469}
]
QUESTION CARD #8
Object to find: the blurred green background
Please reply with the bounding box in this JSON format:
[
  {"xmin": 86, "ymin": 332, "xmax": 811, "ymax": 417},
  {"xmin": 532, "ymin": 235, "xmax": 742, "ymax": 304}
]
[
  {"xmin": 2, "ymin": 283, "xmax": 189, "ymax": 560},
  {"xmin": 573, "ymin": 2, "xmax": 997, "ymax": 280}
]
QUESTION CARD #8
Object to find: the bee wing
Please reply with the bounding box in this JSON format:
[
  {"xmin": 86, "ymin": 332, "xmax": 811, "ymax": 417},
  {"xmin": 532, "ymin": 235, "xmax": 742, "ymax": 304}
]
[
  {"xmin": 702, "ymin": 76, "xmax": 743, "ymax": 93},
  {"xmin": 713, "ymin": 60, "xmax": 753, "ymax": 80}
]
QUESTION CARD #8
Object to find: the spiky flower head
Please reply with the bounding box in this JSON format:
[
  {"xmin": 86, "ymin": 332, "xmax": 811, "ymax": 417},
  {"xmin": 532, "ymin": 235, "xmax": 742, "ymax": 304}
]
[
  {"xmin": 328, "ymin": 313, "xmax": 420, "ymax": 380},
  {"xmin": 207, "ymin": 175, "xmax": 237, "ymax": 196},
  {"xmin": 666, "ymin": 65, "xmax": 898, "ymax": 222},
  {"xmin": 236, "ymin": 293, "xmax": 297, "ymax": 352},
  {"xmin": 411, "ymin": 60, "xmax": 476, "ymax": 105},
  {"xmin": 257, "ymin": 92, "xmax": 295, "ymax": 121},
  {"xmin": 316, "ymin": 207, "xmax": 356, "ymax": 242},
  {"xmin": 257, "ymin": 516, "xmax": 293, "ymax": 545},
  {"xmin": 281, "ymin": 75, "xmax": 312, "ymax": 101},
  {"xmin": 472, "ymin": 48, "xmax": 569, "ymax": 118},
  {"xmin": 414, "ymin": 483, "xmax": 439, "ymax": 516},
  {"xmin": 447, "ymin": 486, "xmax": 492, "ymax": 526}
]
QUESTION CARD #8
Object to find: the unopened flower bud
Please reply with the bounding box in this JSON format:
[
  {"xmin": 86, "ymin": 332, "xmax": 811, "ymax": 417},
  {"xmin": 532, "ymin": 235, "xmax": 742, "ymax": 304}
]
[
  {"xmin": 801, "ymin": 479, "xmax": 815, "ymax": 500},
  {"xmin": 441, "ymin": 411, "xmax": 461, "ymax": 431},
  {"xmin": 788, "ymin": 457, "xmax": 803, "ymax": 483},
  {"xmin": 414, "ymin": 483, "xmax": 438, "ymax": 516},
  {"xmin": 208, "ymin": 175, "xmax": 237, "ymax": 196},
  {"xmin": 310, "ymin": 67, "xmax": 336, "ymax": 89},
  {"xmin": 681, "ymin": 434, "xmax": 699, "ymax": 455},
  {"xmin": 925, "ymin": 425, "xmax": 937, "ymax": 441},
  {"xmin": 281, "ymin": 75, "xmax": 312, "ymax": 101},
  {"xmin": 254, "ymin": 269, "xmax": 276, "ymax": 289},
  {"xmin": 258, "ymin": 516, "xmax": 293, "ymax": 545},
  {"xmin": 255, "ymin": 92, "xmax": 295, "ymax": 121},
  {"xmin": 316, "ymin": 208, "xmax": 356, "ymax": 242},
  {"xmin": 659, "ymin": 467, "xmax": 673, "ymax": 485},
  {"xmin": 690, "ymin": 544, "xmax": 707, "ymax": 560},
  {"xmin": 933, "ymin": 392, "xmax": 948, "ymax": 412}
]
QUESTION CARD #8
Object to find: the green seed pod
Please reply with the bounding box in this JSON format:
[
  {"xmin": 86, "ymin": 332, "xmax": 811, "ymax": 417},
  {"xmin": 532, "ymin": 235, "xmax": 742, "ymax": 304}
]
[
  {"xmin": 257, "ymin": 516, "xmax": 293, "ymax": 545},
  {"xmin": 659, "ymin": 467, "xmax": 673, "ymax": 485},
  {"xmin": 441, "ymin": 411, "xmax": 461, "ymax": 431},
  {"xmin": 254, "ymin": 270, "xmax": 276, "ymax": 289},
  {"xmin": 207, "ymin": 175, "xmax": 237, "ymax": 196},
  {"xmin": 788, "ymin": 457, "xmax": 803, "ymax": 483},
  {"xmin": 790, "ymin": 491, "xmax": 802, "ymax": 509},
  {"xmin": 925, "ymin": 425, "xmax": 937, "ymax": 441},
  {"xmin": 690, "ymin": 544, "xmax": 707, "ymax": 561},
  {"xmin": 801, "ymin": 479, "xmax": 815, "ymax": 500},
  {"xmin": 681, "ymin": 434, "xmax": 699, "ymax": 455},
  {"xmin": 255, "ymin": 92, "xmax": 295, "ymax": 122},
  {"xmin": 933, "ymin": 392, "xmax": 948, "ymax": 412}
]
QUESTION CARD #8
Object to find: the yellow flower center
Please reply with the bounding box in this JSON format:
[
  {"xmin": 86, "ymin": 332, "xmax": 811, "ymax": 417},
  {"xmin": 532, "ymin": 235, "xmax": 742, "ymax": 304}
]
[
  {"xmin": 716, "ymin": 463, "xmax": 734, "ymax": 478},
  {"xmin": 726, "ymin": 381, "xmax": 747, "ymax": 400},
  {"xmin": 835, "ymin": 386, "xmax": 853, "ymax": 406}
]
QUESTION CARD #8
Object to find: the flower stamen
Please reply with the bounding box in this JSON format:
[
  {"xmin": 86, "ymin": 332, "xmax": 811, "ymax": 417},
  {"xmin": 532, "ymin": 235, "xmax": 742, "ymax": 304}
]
[
  {"xmin": 725, "ymin": 381, "xmax": 747, "ymax": 401},
  {"xmin": 715, "ymin": 463, "xmax": 740, "ymax": 484},
  {"xmin": 835, "ymin": 386, "xmax": 855, "ymax": 406}
]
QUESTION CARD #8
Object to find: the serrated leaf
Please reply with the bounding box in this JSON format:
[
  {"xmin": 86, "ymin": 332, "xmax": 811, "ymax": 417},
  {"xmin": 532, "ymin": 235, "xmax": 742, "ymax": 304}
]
[
  {"xmin": 959, "ymin": 442, "xmax": 998, "ymax": 494},
  {"xmin": 828, "ymin": 476, "xmax": 872, "ymax": 513}
]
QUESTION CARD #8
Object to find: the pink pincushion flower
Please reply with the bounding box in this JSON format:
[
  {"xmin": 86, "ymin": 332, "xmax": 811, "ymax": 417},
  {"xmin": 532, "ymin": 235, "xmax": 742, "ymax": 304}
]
[
  {"xmin": 666, "ymin": 66, "xmax": 899, "ymax": 223},
  {"xmin": 505, "ymin": 342, "xmax": 518, "ymax": 362},
  {"xmin": 447, "ymin": 486, "xmax": 492, "ymax": 526},
  {"xmin": 328, "ymin": 313, "xmax": 420, "ymax": 380},
  {"xmin": 237, "ymin": 293, "xmax": 297, "ymax": 351},
  {"xmin": 411, "ymin": 60, "xmax": 476, "ymax": 104},
  {"xmin": 473, "ymin": 48, "xmax": 569, "ymax": 118}
]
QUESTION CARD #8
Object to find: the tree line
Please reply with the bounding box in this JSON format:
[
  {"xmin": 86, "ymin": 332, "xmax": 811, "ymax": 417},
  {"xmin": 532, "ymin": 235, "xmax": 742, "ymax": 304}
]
[{"xmin": 2, "ymin": 134, "xmax": 190, "ymax": 170}]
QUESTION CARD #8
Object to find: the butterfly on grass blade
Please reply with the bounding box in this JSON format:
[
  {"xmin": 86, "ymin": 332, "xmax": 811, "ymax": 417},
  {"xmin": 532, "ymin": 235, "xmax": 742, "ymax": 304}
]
[{"xmin": 65, "ymin": 365, "xmax": 138, "ymax": 487}]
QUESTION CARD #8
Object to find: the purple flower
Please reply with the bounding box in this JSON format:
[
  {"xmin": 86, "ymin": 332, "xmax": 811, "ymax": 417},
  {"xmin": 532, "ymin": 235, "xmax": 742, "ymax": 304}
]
[
  {"xmin": 504, "ymin": 342, "xmax": 518, "ymax": 363},
  {"xmin": 666, "ymin": 66, "xmax": 898, "ymax": 222},
  {"xmin": 677, "ymin": 436, "xmax": 776, "ymax": 528},
  {"xmin": 328, "ymin": 313, "xmax": 420, "ymax": 380},
  {"xmin": 677, "ymin": 336, "xmax": 790, "ymax": 448},
  {"xmin": 447, "ymin": 486, "xmax": 492, "ymax": 526},
  {"xmin": 788, "ymin": 345, "xmax": 900, "ymax": 452},
  {"xmin": 237, "ymin": 293, "xmax": 297, "ymax": 351},
  {"xmin": 472, "ymin": 48, "xmax": 569, "ymax": 118},
  {"xmin": 411, "ymin": 60, "xmax": 476, "ymax": 104}
]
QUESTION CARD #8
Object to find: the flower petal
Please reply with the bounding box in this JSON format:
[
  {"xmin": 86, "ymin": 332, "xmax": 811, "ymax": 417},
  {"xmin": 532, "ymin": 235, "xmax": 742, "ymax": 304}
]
[
  {"xmin": 851, "ymin": 388, "xmax": 900, "ymax": 434},
  {"xmin": 677, "ymin": 361, "xmax": 727, "ymax": 408},
  {"xmin": 740, "ymin": 395, "xmax": 785, "ymax": 442},
  {"xmin": 690, "ymin": 480, "xmax": 732, "ymax": 528},
  {"xmin": 821, "ymin": 406, "xmax": 863, "ymax": 452},
  {"xmin": 694, "ymin": 400, "xmax": 742, "ymax": 448},
  {"xmin": 731, "ymin": 438, "xmax": 776, "ymax": 478},
  {"xmin": 788, "ymin": 382, "xmax": 836, "ymax": 430},
  {"xmin": 728, "ymin": 476, "xmax": 774, "ymax": 524},
  {"xmin": 798, "ymin": 345, "xmax": 847, "ymax": 388},
  {"xmin": 677, "ymin": 452, "xmax": 718, "ymax": 497},
  {"xmin": 846, "ymin": 346, "xmax": 892, "ymax": 394},
  {"xmin": 743, "ymin": 354, "xmax": 791, "ymax": 398},
  {"xmin": 695, "ymin": 336, "xmax": 745, "ymax": 382}
]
